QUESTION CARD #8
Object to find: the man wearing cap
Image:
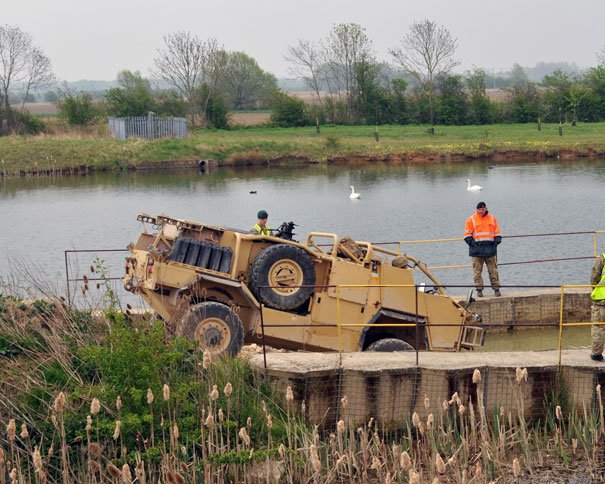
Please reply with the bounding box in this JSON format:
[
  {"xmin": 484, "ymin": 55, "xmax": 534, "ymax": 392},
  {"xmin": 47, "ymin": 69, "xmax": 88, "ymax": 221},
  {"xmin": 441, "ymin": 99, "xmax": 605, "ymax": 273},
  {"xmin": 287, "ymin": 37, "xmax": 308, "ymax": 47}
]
[
  {"xmin": 251, "ymin": 210, "xmax": 270, "ymax": 235},
  {"xmin": 589, "ymin": 252, "xmax": 605, "ymax": 361},
  {"xmin": 464, "ymin": 202, "xmax": 502, "ymax": 297}
]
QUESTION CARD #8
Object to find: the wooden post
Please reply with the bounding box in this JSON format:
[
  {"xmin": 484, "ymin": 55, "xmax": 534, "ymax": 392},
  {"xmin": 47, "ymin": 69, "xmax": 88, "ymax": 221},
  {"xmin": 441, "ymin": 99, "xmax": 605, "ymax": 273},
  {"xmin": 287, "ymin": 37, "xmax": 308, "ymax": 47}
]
[{"xmin": 537, "ymin": 117, "xmax": 541, "ymax": 131}]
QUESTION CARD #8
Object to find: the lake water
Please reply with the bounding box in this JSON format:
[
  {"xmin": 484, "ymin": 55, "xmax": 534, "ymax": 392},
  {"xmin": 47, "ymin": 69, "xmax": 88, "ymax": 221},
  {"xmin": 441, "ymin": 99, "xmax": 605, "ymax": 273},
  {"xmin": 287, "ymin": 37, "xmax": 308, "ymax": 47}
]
[{"xmin": 1, "ymin": 159, "xmax": 604, "ymax": 301}]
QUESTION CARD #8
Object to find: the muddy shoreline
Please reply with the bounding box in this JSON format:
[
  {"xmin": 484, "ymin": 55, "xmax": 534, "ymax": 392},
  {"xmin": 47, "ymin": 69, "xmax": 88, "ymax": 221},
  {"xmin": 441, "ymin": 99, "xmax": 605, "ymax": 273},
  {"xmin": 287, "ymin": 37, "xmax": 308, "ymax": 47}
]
[{"xmin": 3, "ymin": 147, "xmax": 604, "ymax": 177}]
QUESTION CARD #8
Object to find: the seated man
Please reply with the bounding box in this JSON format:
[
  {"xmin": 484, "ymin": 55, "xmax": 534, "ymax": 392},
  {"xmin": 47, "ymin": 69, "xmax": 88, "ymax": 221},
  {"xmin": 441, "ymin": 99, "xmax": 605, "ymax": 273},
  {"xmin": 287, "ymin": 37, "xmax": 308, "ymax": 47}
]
[{"xmin": 251, "ymin": 210, "xmax": 270, "ymax": 235}]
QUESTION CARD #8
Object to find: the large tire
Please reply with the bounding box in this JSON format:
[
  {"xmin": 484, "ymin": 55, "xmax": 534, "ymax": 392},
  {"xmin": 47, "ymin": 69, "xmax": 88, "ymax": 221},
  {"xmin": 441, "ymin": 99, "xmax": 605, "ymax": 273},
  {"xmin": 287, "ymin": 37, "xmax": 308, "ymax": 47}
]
[
  {"xmin": 179, "ymin": 302, "xmax": 244, "ymax": 357},
  {"xmin": 249, "ymin": 244, "xmax": 316, "ymax": 310},
  {"xmin": 366, "ymin": 338, "xmax": 414, "ymax": 352}
]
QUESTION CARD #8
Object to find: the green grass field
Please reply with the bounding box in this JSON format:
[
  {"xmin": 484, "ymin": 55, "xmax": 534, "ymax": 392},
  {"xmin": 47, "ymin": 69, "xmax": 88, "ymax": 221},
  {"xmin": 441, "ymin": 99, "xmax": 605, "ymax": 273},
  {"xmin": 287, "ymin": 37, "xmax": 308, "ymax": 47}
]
[{"xmin": 1, "ymin": 122, "xmax": 604, "ymax": 175}]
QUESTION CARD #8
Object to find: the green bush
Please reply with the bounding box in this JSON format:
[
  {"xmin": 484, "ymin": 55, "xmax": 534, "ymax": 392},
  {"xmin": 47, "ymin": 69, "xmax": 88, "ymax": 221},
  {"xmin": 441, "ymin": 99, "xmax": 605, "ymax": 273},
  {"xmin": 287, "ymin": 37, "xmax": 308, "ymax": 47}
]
[
  {"xmin": 57, "ymin": 92, "xmax": 100, "ymax": 126},
  {"xmin": 269, "ymin": 92, "xmax": 311, "ymax": 127}
]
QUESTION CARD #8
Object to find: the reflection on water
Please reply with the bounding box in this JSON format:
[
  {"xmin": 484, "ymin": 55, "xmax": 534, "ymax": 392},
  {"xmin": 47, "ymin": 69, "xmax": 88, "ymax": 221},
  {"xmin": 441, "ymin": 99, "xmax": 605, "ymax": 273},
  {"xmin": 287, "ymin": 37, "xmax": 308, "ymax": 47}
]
[
  {"xmin": 0, "ymin": 158, "xmax": 604, "ymax": 293},
  {"xmin": 480, "ymin": 326, "xmax": 590, "ymax": 352}
]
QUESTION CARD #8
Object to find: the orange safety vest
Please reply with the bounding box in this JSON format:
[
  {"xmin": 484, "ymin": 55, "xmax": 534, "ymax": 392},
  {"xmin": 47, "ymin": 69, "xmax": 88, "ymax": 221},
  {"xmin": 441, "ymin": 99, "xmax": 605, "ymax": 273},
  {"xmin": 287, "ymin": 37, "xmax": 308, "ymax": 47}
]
[{"xmin": 464, "ymin": 212, "xmax": 501, "ymax": 242}]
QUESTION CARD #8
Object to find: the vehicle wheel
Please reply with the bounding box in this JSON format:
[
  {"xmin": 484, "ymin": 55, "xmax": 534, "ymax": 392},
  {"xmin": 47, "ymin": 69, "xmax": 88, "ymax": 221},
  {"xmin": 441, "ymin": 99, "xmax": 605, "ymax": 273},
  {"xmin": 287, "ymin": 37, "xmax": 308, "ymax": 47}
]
[
  {"xmin": 366, "ymin": 338, "xmax": 414, "ymax": 352},
  {"xmin": 249, "ymin": 244, "xmax": 316, "ymax": 310},
  {"xmin": 178, "ymin": 301, "xmax": 244, "ymax": 357}
]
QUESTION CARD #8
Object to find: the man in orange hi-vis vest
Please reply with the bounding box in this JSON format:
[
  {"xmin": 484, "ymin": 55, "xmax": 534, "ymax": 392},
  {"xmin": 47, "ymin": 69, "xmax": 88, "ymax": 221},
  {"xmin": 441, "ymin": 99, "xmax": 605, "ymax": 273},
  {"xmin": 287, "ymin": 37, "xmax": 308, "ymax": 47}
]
[{"xmin": 464, "ymin": 201, "xmax": 502, "ymax": 297}]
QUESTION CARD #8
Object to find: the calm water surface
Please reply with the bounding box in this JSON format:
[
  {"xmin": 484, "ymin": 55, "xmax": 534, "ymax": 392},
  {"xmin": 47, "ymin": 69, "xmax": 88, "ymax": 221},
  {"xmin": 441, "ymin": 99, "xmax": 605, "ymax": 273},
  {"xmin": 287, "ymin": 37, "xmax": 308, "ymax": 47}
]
[{"xmin": 1, "ymin": 159, "xmax": 603, "ymax": 302}]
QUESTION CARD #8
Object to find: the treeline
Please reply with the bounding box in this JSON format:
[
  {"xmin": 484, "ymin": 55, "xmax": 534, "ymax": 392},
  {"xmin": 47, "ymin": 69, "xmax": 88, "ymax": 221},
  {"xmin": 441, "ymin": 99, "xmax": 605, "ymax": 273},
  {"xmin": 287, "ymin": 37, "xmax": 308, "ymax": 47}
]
[{"xmin": 2, "ymin": 22, "xmax": 605, "ymax": 135}]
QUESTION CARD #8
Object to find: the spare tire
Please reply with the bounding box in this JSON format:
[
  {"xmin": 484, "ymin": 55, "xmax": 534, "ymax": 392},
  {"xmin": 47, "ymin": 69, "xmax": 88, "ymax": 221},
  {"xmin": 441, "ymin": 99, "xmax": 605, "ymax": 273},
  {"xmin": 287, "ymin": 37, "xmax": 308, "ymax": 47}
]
[
  {"xmin": 366, "ymin": 338, "xmax": 414, "ymax": 352},
  {"xmin": 249, "ymin": 244, "xmax": 316, "ymax": 310},
  {"xmin": 178, "ymin": 301, "xmax": 244, "ymax": 357}
]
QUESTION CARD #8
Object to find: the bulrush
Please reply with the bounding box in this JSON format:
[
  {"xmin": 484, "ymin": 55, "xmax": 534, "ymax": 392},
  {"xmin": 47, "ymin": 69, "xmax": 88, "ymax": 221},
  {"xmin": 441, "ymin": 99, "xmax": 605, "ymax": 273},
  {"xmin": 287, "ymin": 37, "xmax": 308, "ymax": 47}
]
[
  {"xmin": 88, "ymin": 442, "xmax": 102, "ymax": 458},
  {"xmin": 475, "ymin": 461, "xmax": 483, "ymax": 479},
  {"xmin": 341, "ymin": 395, "xmax": 348, "ymax": 408},
  {"xmin": 473, "ymin": 369, "xmax": 481, "ymax": 383},
  {"xmin": 107, "ymin": 463, "xmax": 121, "ymax": 479},
  {"xmin": 279, "ymin": 443, "xmax": 286, "ymax": 459},
  {"xmin": 513, "ymin": 457, "xmax": 520, "ymax": 478},
  {"xmin": 246, "ymin": 417, "xmax": 252, "ymax": 428},
  {"xmin": 116, "ymin": 396, "xmax": 122, "ymax": 412},
  {"xmin": 20, "ymin": 423, "xmax": 28, "ymax": 439},
  {"xmin": 238, "ymin": 427, "xmax": 250, "ymax": 446},
  {"xmin": 163, "ymin": 384, "xmax": 170, "ymax": 401},
  {"xmin": 122, "ymin": 463, "xmax": 132, "ymax": 484},
  {"xmin": 337, "ymin": 419, "xmax": 345, "ymax": 434},
  {"xmin": 7, "ymin": 419, "xmax": 16, "ymax": 442},
  {"xmin": 436, "ymin": 455, "xmax": 446, "ymax": 474},
  {"xmin": 409, "ymin": 469, "xmax": 420, "ymax": 484},
  {"xmin": 442, "ymin": 400, "xmax": 449, "ymax": 411},
  {"xmin": 370, "ymin": 456, "xmax": 381, "ymax": 470},
  {"xmin": 400, "ymin": 451, "xmax": 412, "ymax": 470},
  {"xmin": 555, "ymin": 405, "xmax": 562, "ymax": 421},
  {"xmin": 218, "ymin": 408, "xmax": 224, "ymax": 422},
  {"xmin": 266, "ymin": 414, "xmax": 273, "ymax": 430},
  {"xmin": 210, "ymin": 385, "xmax": 219, "ymax": 401},
  {"xmin": 91, "ymin": 398, "xmax": 101, "ymax": 416},
  {"xmin": 224, "ymin": 382, "xmax": 233, "ymax": 397},
  {"xmin": 427, "ymin": 414, "xmax": 434, "ymax": 429},
  {"xmin": 286, "ymin": 386, "xmax": 294, "ymax": 402},
  {"xmin": 412, "ymin": 412, "xmax": 420, "ymax": 427},
  {"xmin": 173, "ymin": 423, "xmax": 179, "ymax": 439},
  {"xmin": 53, "ymin": 391, "xmax": 66, "ymax": 414},
  {"xmin": 147, "ymin": 388, "xmax": 154, "ymax": 405},
  {"xmin": 32, "ymin": 446, "xmax": 43, "ymax": 473},
  {"xmin": 424, "ymin": 396, "xmax": 430, "ymax": 410},
  {"xmin": 309, "ymin": 444, "xmax": 321, "ymax": 473},
  {"xmin": 458, "ymin": 405, "xmax": 466, "ymax": 415},
  {"xmin": 448, "ymin": 392, "xmax": 460, "ymax": 406},
  {"xmin": 113, "ymin": 420, "xmax": 121, "ymax": 440},
  {"xmin": 86, "ymin": 415, "xmax": 92, "ymax": 432},
  {"xmin": 202, "ymin": 351, "xmax": 212, "ymax": 369}
]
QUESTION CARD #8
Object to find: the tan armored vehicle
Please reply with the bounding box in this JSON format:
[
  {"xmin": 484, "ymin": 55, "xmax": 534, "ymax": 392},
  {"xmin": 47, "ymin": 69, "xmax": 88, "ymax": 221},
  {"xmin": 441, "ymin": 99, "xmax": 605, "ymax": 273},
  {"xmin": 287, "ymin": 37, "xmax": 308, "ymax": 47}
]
[{"xmin": 124, "ymin": 214, "xmax": 484, "ymax": 356}]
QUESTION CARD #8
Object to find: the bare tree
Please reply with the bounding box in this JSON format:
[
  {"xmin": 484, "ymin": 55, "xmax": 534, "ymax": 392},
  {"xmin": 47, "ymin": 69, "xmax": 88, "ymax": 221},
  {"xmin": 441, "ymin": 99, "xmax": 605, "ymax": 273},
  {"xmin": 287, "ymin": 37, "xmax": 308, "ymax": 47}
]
[
  {"xmin": 285, "ymin": 39, "xmax": 325, "ymax": 105},
  {"xmin": 390, "ymin": 20, "xmax": 459, "ymax": 130},
  {"xmin": 324, "ymin": 23, "xmax": 375, "ymax": 121},
  {"xmin": 0, "ymin": 25, "xmax": 54, "ymax": 133},
  {"xmin": 153, "ymin": 32, "xmax": 227, "ymax": 126}
]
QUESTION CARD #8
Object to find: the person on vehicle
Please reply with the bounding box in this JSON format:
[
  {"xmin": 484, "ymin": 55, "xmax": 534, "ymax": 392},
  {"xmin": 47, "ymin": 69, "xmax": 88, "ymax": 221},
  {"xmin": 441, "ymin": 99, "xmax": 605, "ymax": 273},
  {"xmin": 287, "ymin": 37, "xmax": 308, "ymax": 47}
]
[
  {"xmin": 589, "ymin": 252, "xmax": 605, "ymax": 361},
  {"xmin": 464, "ymin": 201, "xmax": 502, "ymax": 297},
  {"xmin": 251, "ymin": 210, "xmax": 270, "ymax": 235}
]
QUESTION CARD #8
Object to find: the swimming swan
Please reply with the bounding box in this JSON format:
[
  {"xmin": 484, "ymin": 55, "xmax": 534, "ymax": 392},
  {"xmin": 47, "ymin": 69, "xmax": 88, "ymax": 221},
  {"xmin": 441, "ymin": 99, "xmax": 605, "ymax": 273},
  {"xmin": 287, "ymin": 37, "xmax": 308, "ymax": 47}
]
[
  {"xmin": 466, "ymin": 179, "xmax": 483, "ymax": 191},
  {"xmin": 349, "ymin": 186, "xmax": 361, "ymax": 199}
]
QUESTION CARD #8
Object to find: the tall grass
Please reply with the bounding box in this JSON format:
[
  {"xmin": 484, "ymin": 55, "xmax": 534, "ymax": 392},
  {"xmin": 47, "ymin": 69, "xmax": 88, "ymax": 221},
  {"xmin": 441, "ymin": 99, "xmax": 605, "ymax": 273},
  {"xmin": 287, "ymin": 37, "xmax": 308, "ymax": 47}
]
[{"xmin": 0, "ymin": 286, "xmax": 604, "ymax": 482}]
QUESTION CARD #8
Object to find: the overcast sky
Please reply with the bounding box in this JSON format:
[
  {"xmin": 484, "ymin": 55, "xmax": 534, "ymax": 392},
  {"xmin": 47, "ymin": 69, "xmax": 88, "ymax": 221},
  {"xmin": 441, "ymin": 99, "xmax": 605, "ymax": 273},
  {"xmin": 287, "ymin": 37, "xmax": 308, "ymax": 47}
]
[{"xmin": 3, "ymin": 0, "xmax": 605, "ymax": 81}]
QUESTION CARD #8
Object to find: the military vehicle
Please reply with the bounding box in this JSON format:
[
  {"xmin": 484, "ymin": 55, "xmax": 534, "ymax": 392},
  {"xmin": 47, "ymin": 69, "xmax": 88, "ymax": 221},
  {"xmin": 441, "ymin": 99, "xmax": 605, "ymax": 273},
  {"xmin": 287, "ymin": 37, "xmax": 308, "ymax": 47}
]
[{"xmin": 123, "ymin": 214, "xmax": 484, "ymax": 356}]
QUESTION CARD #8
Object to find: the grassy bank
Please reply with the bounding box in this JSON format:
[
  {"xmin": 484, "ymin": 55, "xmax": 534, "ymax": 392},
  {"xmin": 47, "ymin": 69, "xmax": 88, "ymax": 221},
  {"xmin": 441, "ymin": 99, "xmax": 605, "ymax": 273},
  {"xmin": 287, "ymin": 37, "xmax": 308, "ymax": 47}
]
[
  {"xmin": 1, "ymin": 122, "xmax": 605, "ymax": 176},
  {"xmin": 0, "ymin": 286, "xmax": 603, "ymax": 482}
]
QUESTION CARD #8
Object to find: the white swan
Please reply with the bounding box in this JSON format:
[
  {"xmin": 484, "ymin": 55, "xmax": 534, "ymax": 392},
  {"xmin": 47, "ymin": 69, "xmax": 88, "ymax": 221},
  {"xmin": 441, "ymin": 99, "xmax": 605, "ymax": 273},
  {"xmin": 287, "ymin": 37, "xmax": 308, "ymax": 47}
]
[
  {"xmin": 466, "ymin": 179, "xmax": 483, "ymax": 191},
  {"xmin": 349, "ymin": 185, "xmax": 361, "ymax": 199}
]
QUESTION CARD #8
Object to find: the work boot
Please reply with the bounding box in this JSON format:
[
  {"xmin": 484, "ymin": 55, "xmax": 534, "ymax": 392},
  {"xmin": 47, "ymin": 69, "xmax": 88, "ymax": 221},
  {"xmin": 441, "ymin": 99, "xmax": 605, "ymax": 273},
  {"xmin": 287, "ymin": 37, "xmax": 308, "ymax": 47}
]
[
  {"xmin": 590, "ymin": 353, "xmax": 604, "ymax": 362},
  {"xmin": 494, "ymin": 289, "xmax": 501, "ymax": 297},
  {"xmin": 476, "ymin": 289, "xmax": 483, "ymax": 297}
]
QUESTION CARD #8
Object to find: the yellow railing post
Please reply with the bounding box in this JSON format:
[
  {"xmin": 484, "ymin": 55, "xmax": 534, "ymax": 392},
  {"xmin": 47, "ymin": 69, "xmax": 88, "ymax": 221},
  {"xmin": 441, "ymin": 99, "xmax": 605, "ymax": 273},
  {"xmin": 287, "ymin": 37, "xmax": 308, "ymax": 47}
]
[
  {"xmin": 558, "ymin": 286, "xmax": 565, "ymax": 366},
  {"xmin": 336, "ymin": 285, "xmax": 343, "ymax": 368}
]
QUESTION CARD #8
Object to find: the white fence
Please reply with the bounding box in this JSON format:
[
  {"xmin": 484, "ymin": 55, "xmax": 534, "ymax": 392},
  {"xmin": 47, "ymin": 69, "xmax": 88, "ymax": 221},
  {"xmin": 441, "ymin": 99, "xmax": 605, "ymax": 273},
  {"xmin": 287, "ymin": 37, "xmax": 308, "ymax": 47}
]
[{"xmin": 108, "ymin": 114, "xmax": 187, "ymax": 140}]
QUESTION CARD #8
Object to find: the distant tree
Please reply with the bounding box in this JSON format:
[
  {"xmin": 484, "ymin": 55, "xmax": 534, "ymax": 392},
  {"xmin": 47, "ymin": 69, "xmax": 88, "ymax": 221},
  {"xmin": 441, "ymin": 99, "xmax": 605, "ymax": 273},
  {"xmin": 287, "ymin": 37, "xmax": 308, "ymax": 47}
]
[
  {"xmin": 324, "ymin": 23, "xmax": 376, "ymax": 123},
  {"xmin": 57, "ymin": 91, "xmax": 99, "ymax": 126},
  {"xmin": 153, "ymin": 32, "xmax": 228, "ymax": 126},
  {"xmin": 582, "ymin": 66, "xmax": 605, "ymax": 120},
  {"xmin": 43, "ymin": 90, "xmax": 59, "ymax": 103},
  {"xmin": 285, "ymin": 39, "xmax": 325, "ymax": 104},
  {"xmin": 541, "ymin": 69, "xmax": 574, "ymax": 122},
  {"xmin": 390, "ymin": 20, "xmax": 459, "ymax": 130},
  {"xmin": 105, "ymin": 70, "xmax": 157, "ymax": 117},
  {"xmin": 193, "ymin": 85, "xmax": 229, "ymax": 129},
  {"xmin": 0, "ymin": 25, "xmax": 55, "ymax": 134},
  {"xmin": 155, "ymin": 90, "xmax": 187, "ymax": 117},
  {"xmin": 269, "ymin": 92, "xmax": 311, "ymax": 127},
  {"xmin": 466, "ymin": 68, "xmax": 496, "ymax": 124},
  {"xmin": 221, "ymin": 52, "xmax": 277, "ymax": 109},
  {"xmin": 506, "ymin": 64, "xmax": 541, "ymax": 123},
  {"xmin": 437, "ymin": 75, "xmax": 468, "ymax": 125}
]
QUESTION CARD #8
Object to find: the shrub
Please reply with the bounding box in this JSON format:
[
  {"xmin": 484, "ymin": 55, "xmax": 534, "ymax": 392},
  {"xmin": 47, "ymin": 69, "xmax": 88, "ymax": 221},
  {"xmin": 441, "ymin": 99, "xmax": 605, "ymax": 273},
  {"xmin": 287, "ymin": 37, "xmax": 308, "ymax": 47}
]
[
  {"xmin": 57, "ymin": 91, "xmax": 100, "ymax": 126},
  {"xmin": 269, "ymin": 92, "xmax": 311, "ymax": 127}
]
